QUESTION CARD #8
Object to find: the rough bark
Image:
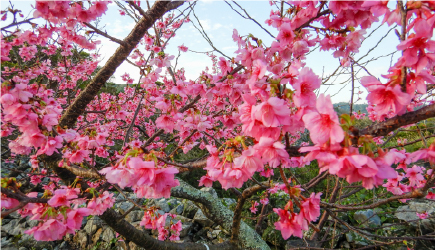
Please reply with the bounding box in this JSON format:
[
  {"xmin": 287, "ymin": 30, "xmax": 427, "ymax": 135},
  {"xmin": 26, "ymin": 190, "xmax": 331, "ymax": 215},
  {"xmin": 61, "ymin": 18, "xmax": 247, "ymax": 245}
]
[
  {"xmin": 171, "ymin": 179, "xmax": 271, "ymax": 250},
  {"xmin": 231, "ymin": 184, "xmax": 267, "ymax": 244},
  {"xmin": 99, "ymin": 208, "xmax": 235, "ymax": 250},
  {"xmin": 357, "ymin": 103, "xmax": 435, "ymax": 138}
]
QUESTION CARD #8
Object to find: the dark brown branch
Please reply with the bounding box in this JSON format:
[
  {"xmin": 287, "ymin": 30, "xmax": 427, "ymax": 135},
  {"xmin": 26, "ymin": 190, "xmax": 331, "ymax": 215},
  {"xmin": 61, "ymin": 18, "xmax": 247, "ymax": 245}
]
[
  {"xmin": 357, "ymin": 104, "xmax": 435, "ymax": 138},
  {"xmin": 321, "ymin": 174, "xmax": 435, "ymax": 211},
  {"xmin": 305, "ymin": 171, "xmax": 329, "ymax": 190},
  {"xmin": 255, "ymin": 192, "xmax": 269, "ymax": 235},
  {"xmin": 134, "ymin": 125, "xmax": 150, "ymax": 138},
  {"xmin": 0, "ymin": 187, "xmax": 49, "ymax": 218},
  {"xmin": 311, "ymin": 177, "xmax": 340, "ymax": 240},
  {"xmin": 62, "ymin": 164, "xmax": 101, "ymax": 179},
  {"xmin": 1, "ymin": 18, "xmax": 35, "ymax": 31},
  {"xmin": 296, "ymin": 9, "xmax": 332, "ymax": 31},
  {"xmin": 398, "ymin": 0, "xmax": 407, "ymax": 92},
  {"xmin": 166, "ymin": 129, "xmax": 198, "ymax": 159},
  {"xmin": 1, "ymin": 187, "xmax": 48, "ymax": 204},
  {"xmin": 225, "ymin": 1, "xmax": 275, "ymax": 38},
  {"xmin": 156, "ymin": 156, "xmax": 194, "ymax": 169},
  {"xmin": 386, "ymin": 134, "xmax": 435, "ymax": 149},
  {"xmin": 1, "ymin": 201, "xmax": 27, "ymax": 218},
  {"xmin": 231, "ymin": 184, "xmax": 268, "ymax": 244},
  {"xmin": 99, "ymin": 208, "xmax": 236, "ymax": 250},
  {"xmin": 124, "ymin": 96, "xmax": 144, "ymax": 144},
  {"xmin": 59, "ymin": 1, "xmax": 184, "ymax": 129},
  {"xmin": 83, "ymin": 22, "xmax": 127, "ymax": 46},
  {"xmin": 84, "ymin": 110, "xmax": 107, "ymax": 114},
  {"xmin": 337, "ymin": 186, "xmax": 364, "ymax": 201}
]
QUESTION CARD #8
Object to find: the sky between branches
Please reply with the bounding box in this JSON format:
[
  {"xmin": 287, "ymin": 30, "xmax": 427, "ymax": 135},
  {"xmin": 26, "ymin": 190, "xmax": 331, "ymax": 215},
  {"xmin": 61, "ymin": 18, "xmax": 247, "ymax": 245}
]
[{"xmin": 6, "ymin": 0, "xmax": 402, "ymax": 104}]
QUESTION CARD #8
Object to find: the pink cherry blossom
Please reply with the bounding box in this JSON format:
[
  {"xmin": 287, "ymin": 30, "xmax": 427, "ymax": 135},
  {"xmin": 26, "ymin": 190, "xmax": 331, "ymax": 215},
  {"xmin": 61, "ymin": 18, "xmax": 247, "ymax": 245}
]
[
  {"xmin": 277, "ymin": 23, "xmax": 294, "ymax": 45},
  {"xmin": 417, "ymin": 212, "xmax": 429, "ymax": 220},
  {"xmin": 47, "ymin": 187, "xmax": 79, "ymax": 207},
  {"xmin": 252, "ymin": 97, "xmax": 291, "ymax": 127},
  {"xmin": 405, "ymin": 165, "xmax": 425, "ymax": 187},
  {"xmin": 293, "ymin": 67, "xmax": 321, "ymax": 108},
  {"xmin": 250, "ymin": 201, "xmax": 259, "ymax": 214},
  {"xmin": 253, "ymin": 137, "xmax": 289, "ymax": 168},
  {"xmin": 247, "ymin": 59, "xmax": 267, "ymax": 84},
  {"xmin": 1, "ymin": 194, "xmax": 19, "ymax": 209},
  {"xmin": 178, "ymin": 44, "xmax": 188, "ymax": 52},
  {"xmin": 156, "ymin": 115, "xmax": 175, "ymax": 133},
  {"xmin": 274, "ymin": 209, "xmax": 308, "ymax": 239},
  {"xmin": 301, "ymin": 192, "xmax": 322, "ymax": 222},
  {"xmin": 361, "ymin": 76, "xmax": 411, "ymax": 119},
  {"xmin": 25, "ymin": 219, "xmax": 67, "ymax": 241},
  {"xmin": 302, "ymin": 94, "xmax": 344, "ymax": 146}
]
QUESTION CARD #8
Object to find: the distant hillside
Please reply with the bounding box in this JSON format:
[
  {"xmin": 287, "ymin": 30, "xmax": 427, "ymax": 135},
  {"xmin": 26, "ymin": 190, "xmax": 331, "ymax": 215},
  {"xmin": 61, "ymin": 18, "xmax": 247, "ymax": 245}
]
[{"xmin": 333, "ymin": 102, "xmax": 368, "ymax": 115}]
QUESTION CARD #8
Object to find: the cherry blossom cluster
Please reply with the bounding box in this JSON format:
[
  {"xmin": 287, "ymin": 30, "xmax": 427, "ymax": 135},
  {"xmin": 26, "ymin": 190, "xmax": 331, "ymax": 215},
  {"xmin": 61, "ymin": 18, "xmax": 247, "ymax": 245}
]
[
  {"xmin": 140, "ymin": 209, "xmax": 183, "ymax": 241},
  {"xmin": 1, "ymin": 0, "xmax": 435, "ymax": 244}
]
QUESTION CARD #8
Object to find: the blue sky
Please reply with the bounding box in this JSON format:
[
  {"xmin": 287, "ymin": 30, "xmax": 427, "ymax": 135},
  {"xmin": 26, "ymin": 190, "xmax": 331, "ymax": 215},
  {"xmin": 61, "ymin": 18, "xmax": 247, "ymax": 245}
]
[{"xmin": 3, "ymin": 1, "xmax": 403, "ymax": 104}]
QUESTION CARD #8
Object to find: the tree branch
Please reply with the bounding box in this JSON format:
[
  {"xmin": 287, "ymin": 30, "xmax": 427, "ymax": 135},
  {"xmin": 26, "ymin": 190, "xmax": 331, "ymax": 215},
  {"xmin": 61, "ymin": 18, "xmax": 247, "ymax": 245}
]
[
  {"xmin": 59, "ymin": 1, "xmax": 184, "ymax": 129},
  {"xmin": 83, "ymin": 22, "xmax": 127, "ymax": 46},
  {"xmin": 231, "ymin": 184, "xmax": 267, "ymax": 244},
  {"xmin": 357, "ymin": 104, "xmax": 435, "ymax": 138},
  {"xmin": 99, "ymin": 208, "xmax": 235, "ymax": 250},
  {"xmin": 171, "ymin": 179, "xmax": 271, "ymax": 250}
]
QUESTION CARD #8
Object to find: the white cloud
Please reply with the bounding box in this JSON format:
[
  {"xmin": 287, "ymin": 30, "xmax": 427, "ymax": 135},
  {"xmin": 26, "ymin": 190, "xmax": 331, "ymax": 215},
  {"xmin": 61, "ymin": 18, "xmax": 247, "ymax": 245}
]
[
  {"xmin": 198, "ymin": 19, "xmax": 223, "ymax": 31},
  {"xmin": 212, "ymin": 23, "xmax": 222, "ymax": 30},
  {"xmin": 108, "ymin": 20, "xmax": 135, "ymax": 37}
]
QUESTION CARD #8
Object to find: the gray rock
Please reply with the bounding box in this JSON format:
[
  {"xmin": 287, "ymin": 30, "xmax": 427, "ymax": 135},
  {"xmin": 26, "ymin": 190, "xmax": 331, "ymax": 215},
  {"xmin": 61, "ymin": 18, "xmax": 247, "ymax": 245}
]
[
  {"xmin": 128, "ymin": 241, "xmax": 147, "ymax": 250},
  {"xmin": 19, "ymin": 247, "xmax": 28, "ymax": 250},
  {"xmin": 383, "ymin": 223, "xmax": 407, "ymax": 236},
  {"xmin": 200, "ymin": 187, "xmax": 218, "ymax": 199},
  {"xmin": 340, "ymin": 241, "xmax": 351, "ymax": 249},
  {"xmin": 17, "ymin": 233, "xmax": 36, "ymax": 246},
  {"xmin": 182, "ymin": 200, "xmax": 199, "ymax": 219},
  {"xmin": 286, "ymin": 239, "xmax": 321, "ymax": 249},
  {"xmin": 1, "ymin": 238, "xmax": 14, "ymax": 249},
  {"xmin": 169, "ymin": 204, "xmax": 184, "ymax": 215},
  {"xmin": 262, "ymin": 227, "xmax": 286, "ymax": 247},
  {"xmin": 7, "ymin": 212, "xmax": 20, "ymax": 219},
  {"xmin": 156, "ymin": 198, "xmax": 171, "ymax": 213},
  {"xmin": 59, "ymin": 241, "xmax": 69, "ymax": 250},
  {"xmin": 128, "ymin": 193, "xmax": 138, "ymax": 200},
  {"xmin": 167, "ymin": 198, "xmax": 180, "ymax": 210},
  {"xmin": 1, "ymin": 219, "xmax": 26, "ymax": 235},
  {"xmin": 84, "ymin": 216, "xmax": 105, "ymax": 235},
  {"xmin": 126, "ymin": 210, "xmax": 144, "ymax": 223},
  {"xmin": 81, "ymin": 215, "xmax": 88, "ymax": 229},
  {"xmin": 193, "ymin": 209, "xmax": 214, "ymax": 228},
  {"xmin": 102, "ymin": 227, "xmax": 116, "ymax": 242},
  {"xmin": 73, "ymin": 230, "xmax": 88, "ymax": 249},
  {"xmin": 116, "ymin": 201, "xmax": 134, "ymax": 214},
  {"xmin": 179, "ymin": 221, "xmax": 193, "ymax": 238},
  {"xmin": 395, "ymin": 200, "xmax": 435, "ymax": 232},
  {"xmin": 91, "ymin": 227, "xmax": 104, "ymax": 244},
  {"xmin": 222, "ymin": 198, "xmax": 237, "ymax": 207},
  {"xmin": 2, "ymin": 219, "xmax": 11, "ymax": 225},
  {"xmin": 345, "ymin": 231, "xmax": 371, "ymax": 247},
  {"xmin": 25, "ymin": 220, "xmax": 39, "ymax": 228},
  {"xmin": 354, "ymin": 209, "xmax": 381, "ymax": 227},
  {"xmin": 145, "ymin": 198, "xmax": 156, "ymax": 207},
  {"xmin": 207, "ymin": 229, "xmax": 221, "ymax": 239}
]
